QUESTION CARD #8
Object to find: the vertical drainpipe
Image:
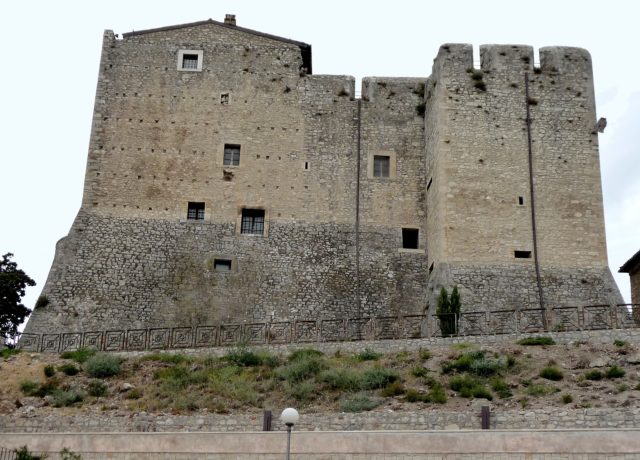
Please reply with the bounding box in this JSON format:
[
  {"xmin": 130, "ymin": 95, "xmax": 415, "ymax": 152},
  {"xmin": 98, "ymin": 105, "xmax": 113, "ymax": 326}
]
[
  {"xmin": 355, "ymin": 99, "xmax": 362, "ymax": 320},
  {"xmin": 524, "ymin": 73, "xmax": 546, "ymax": 326}
]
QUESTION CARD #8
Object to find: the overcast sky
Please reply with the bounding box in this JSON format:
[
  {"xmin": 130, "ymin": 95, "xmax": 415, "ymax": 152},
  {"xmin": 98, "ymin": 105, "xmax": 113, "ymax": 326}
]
[{"xmin": 1, "ymin": 0, "xmax": 638, "ymax": 317}]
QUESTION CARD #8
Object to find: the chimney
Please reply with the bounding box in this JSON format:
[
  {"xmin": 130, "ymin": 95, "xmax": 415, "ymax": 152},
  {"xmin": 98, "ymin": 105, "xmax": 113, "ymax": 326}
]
[{"xmin": 224, "ymin": 14, "xmax": 236, "ymax": 26}]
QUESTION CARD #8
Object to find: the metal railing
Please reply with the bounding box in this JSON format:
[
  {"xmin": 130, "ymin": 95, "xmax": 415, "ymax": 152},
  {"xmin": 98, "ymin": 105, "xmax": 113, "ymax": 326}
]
[{"xmin": 11, "ymin": 304, "xmax": 639, "ymax": 353}]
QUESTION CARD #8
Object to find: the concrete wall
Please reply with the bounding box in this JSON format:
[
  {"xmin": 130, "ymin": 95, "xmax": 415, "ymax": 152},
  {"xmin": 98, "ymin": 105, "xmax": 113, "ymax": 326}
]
[{"xmin": 1, "ymin": 430, "xmax": 640, "ymax": 459}]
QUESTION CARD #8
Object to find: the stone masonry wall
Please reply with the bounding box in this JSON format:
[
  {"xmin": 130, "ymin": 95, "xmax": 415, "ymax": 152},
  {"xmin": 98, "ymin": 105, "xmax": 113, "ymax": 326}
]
[
  {"xmin": 24, "ymin": 18, "xmax": 622, "ymax": 338},
  {"xmin": 423, "ymin": 43, "xmax": 621, "ymax": 312}
]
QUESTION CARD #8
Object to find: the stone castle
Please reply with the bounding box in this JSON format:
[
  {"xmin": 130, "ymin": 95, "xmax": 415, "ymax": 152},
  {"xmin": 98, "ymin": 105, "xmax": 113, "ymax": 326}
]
[{"xmin": 24, "ymin": 15, "xmax": 623, "ymax": 347}]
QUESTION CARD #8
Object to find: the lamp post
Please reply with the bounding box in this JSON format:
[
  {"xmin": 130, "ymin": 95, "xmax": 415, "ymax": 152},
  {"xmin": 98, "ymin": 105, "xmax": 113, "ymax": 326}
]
[{"xmin": 280, "ymin": 407, "xmax": 299, "ymax": 460}]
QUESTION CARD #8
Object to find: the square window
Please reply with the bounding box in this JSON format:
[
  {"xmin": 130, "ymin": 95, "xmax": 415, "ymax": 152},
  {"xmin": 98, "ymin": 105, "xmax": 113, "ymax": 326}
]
[
  {"xmin": 220, "ymin": 93, "xmax": 229, "ymax": 105},
  {"xmin": 241, "ymin": 209, "xmax": 265, "ymax": 235},
  {"xmin": 224, "ymin": 144, "xmax": 241, "ymax": 166},
  {"xmin": 402, "ymin": 228, "xmax": 419, "ymax": 249},
  {"xmin": 214, "ymin": 259, "xmax": 232, "ymax": 271},
  {"xmin": 177, "ymin": 50, "xmax": 203, "ymax": 72},
  {"xmin": 373, "ymin": 155, "xmax": 390, "ymax": 178},
  {"xmin": 182, "ymin": 54, "xmax": 199, "ymax": 69},
  {"xmin": 187, "ymin": 202, "xmax": 205, "ymax": 220}
]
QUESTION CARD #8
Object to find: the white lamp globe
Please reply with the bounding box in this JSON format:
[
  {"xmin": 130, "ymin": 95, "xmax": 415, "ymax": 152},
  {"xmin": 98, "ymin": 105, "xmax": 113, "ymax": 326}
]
[{"xmin": 281, "ymin": 407, "xmax": 300, "ymax": 426}]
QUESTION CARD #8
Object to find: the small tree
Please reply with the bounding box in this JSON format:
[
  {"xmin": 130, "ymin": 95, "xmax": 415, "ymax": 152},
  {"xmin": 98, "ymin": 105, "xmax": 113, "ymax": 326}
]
[
  {"xmin": 436, "ymin": 286, "xmax": 462, "ymax": 337},
  {"xmin": 0, "ymin": 253, "xmax": 36, "ymax": 340}
]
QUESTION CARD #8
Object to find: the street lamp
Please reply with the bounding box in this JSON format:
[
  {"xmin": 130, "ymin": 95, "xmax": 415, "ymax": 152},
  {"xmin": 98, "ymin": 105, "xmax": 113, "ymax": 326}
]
[{"xmin": 280, "ymin": 407, "xmax": 299, "ymax": 460}]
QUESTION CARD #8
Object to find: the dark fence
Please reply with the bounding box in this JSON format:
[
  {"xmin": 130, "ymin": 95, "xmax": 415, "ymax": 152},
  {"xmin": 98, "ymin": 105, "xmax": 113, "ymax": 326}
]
[
  {"xmin": 10, "ymin": 304, "xmax": 640, "ymax": 353},
  {"xmin": 0, "ymin": 447, "xmax": 16, "ymax": 460}
]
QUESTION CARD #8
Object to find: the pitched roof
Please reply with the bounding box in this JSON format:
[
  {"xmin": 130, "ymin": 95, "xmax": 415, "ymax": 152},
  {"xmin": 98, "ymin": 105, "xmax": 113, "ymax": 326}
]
[
  {"xmin": 619, "ymin": 248, "xmax": 640, "ymax": 273},
  {"xmin": 122, "ymin": 19, "xmax": 312, "ymax": 74}
]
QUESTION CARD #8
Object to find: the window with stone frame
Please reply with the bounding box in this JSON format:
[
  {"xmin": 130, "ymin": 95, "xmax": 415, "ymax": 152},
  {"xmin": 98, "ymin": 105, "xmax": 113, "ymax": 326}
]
[
  {"xmin": 402, "ymin": 228, "xmax": 419, "ymax": 249},
  {"xmin": 373, "ymin": 155, "xmax": 390, "ymax": 177},
  {"xmin": 241, "ymin": 208, "xmax": 265, "ymax": 235},
  {"xmin": 224, "ymin": 144, "xmax": 241, "ymax": 166}
]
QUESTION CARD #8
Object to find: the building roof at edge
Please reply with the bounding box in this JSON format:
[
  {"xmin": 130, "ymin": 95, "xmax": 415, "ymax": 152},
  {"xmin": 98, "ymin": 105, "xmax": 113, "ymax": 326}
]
[
  {"xmin": 619, "ymin": 248, "xmax": 640, "ymax": 273},
  {"xmin": 122, "ymin": 19, "xmax": 312, "ymax": 74}
]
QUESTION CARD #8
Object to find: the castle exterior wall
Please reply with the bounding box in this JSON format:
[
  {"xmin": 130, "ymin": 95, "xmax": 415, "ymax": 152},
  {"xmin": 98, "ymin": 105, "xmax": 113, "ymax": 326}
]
[
  {"xmin": 25, "ymin": 19, "xmax": 622, "ymax": 337},
  {"xmin": 424, "ymin": 43, "xmax": 621, "ymax": 312}
]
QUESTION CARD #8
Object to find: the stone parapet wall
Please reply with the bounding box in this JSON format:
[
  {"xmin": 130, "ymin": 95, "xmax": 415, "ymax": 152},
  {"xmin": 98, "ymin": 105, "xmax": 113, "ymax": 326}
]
[{"xmin": 3, "ymin": 408, "xmax": 640, "ymax": 434}]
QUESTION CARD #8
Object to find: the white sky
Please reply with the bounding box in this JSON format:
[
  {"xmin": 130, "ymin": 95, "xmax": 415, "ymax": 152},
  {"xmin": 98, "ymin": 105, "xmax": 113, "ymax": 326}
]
[{"xmin": 1, "ymin": 0, "xmax": 638, "ymax": 316}]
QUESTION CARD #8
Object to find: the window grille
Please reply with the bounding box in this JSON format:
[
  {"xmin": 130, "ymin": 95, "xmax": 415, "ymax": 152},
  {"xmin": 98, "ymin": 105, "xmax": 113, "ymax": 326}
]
[
  {"xmin": 241, "ymin": 209, "xmax": 265, "ymax": 235},
  {"xmin": 224, "ymin": 144, "xmax": 241, "ymax": 166},
  {"xmin": 182, "ymin": 54, "xmax": 199, "ymax": 69},
  {"xmin": 187, "ymin": 202, "xmax": 205, "ymax": 220}
]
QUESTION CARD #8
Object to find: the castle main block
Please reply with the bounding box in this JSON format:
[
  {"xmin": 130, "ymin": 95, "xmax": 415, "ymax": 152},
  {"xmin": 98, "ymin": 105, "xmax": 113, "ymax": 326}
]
[{"xmin": 24, "ymin": 17, "xmax": 622, "ymax": 339}]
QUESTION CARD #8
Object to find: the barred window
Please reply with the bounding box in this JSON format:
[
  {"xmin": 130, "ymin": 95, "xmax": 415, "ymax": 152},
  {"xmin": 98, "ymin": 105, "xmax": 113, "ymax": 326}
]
[
  {"xmin": 224, "ymin": 144, "xmax": 241, "ymax": 166},
  {"xmin": 182, "ymin": 54, "xmax": 199, "ymax": 69},
  {"xmin": 373, "ymin": 155, "xmax": 390, "ymax": 177},
  {"xmin": 187, "ymin": 202, "xmax": 205, "ymax": 220},
  {"xmin": 241, "ymin": 209, "xmax": 265, "ymax": 235}
]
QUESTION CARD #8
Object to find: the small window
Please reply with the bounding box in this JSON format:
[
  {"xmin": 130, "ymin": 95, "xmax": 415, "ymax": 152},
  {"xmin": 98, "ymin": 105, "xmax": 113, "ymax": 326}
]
[
  {"xmin": 241, "ymin": 209, "xmax": 265, "ymax": 235},
  {"xmin": 220, "ymin": 93, "xmax": 229, "ymax": 105},
  {"xmin": 514, "ymin": 250, "xmax": 532, "ymax": 259},
  {"xmin": 214, "ymin": 259, "xmax": 232, "ymax": 272},
  {"xmin": 224, "ymin": 144, "xmax": 241, "ymax": 166},
  {"xmin": 304, "ymin": 161, "xmax": 309, "ymax": 171},
  {"xmin": 177, "ymin": 50, "xmax": 203, "ymax": 72},
  {"xmin": 427, "ymin": 177, "xmax": 433, "ymax": 190},
  {"xmin": 373, "ymin": 155, "xmax": 390, "ymax": 178},
  {"xmin": 402, "ymin": 228, "xmax": 419, "ymax": 249},
  {"xmin": 182, "ymin": 54, "xmax": 199, "ymax": 69},
  {"xmin": 187, "ymin": 202, "xmax": 205, "ymax": 220},
  {"xmin": 518, "ymin": 196, "xmax": 524, "ymax": 205}
]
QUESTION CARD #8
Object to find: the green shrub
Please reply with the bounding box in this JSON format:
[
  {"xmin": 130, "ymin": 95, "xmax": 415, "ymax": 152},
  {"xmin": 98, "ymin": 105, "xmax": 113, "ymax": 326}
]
[
  {"xmin": 584, "ymin": 369, "xmax": 603, "ymax": 381},
  {"xmin": 525, "ymin": 384, "xmax": 552, "ymax": 397},
  {"xmin": 411, "ymin": 366, "xmax": 429, "ymax": 378},
  {"xmin": 1, "ymin": 348, "xmax": 20, "ymax": 359},
  {"xmin": 539, "ymin": 366, "xmax": 563, "ymax": 381},
  {"xmin": 419, "ymin": 348, "xmax": 432, "ymax": 360},
  {"xmin": 52, "ymin": 389, "xmax": 84, "ymax": 407},
  {"xmin": 405, "ymin": 388, "xmax": 427, "ymax": 403},
  {"xmin": 449, "ymin": 374, "xmax": 491, "ymax": 399},
  {"xmin": 614, "ymin": 339, "xmax": 628, "ymax": 347},
  {"xmin": 277, "ymin": 354, "xmax": 326, "ymax": 382},
  {"xmin": 615, "ymin": 383, "xmax": 629, "ymax": 393},
  {"xmin": 287, "ymin": 380, "xmax": 317, "ymax": 403},
  {"xmin": 84, "ymin": 353, "xmax": 122, "ymax": 378},
  {"xmin": 361, "ymin": 367, "xmax": 399, "ymax": 390},
  {"xmin": 380, "ymin": 381, "xmax": 405, "ymax": 397},
  {"xmin": 355, "ymin": 348, "xmax": 380, "ymax": 361},
  {"xmin": 340, "ymin": 394, "xmax": 380, "ymax": 412},
  {"xmin": 288, "ymin": 348, "xmax": 324, "ymax": 362},
  {"xmin": 87, "ymin": 380, "xmax": 108, "ymax": 397},
  {"xmin": 225, "ymin": 347, "xmax": 263, "ymax": 367},
  {"xmin": 59, "ymin": 447, "xmax": 82, "ymax": 460},
  {"xmin": 320, "ymin": 368, "xmax": 363, "ymax": 391},
  {"xmin": 59, "ymin": 363, "xmax": 80, "ymax": 376},
  {"xmin": 561, "ymin": 394, "xmax": 573, "ymax": 404},
  {"xmin": 20, "ymin": 379, "xmax": 39, "ymax": 396},
  {"xmin": 125, "ymin": 388, "xmax": 143, "ymax": 400},
  {"xmin": 491, "ymin": 377, "xmax": 512, "ymax": 398},
  {"xmin": 517, "ymin": 336, "xmax": 555, "ymax": 346},
  {"xmin": 154, "ymin": 365, "xmax": 208, "ymax": 390},
  {"xmin": 14, "ymin": 446, "xmax": 46, "ymax": 460},
  {"xmin": 44, "ymin": 365, "xmax": 56, "ymax": 377},
  {"xmin": 443, "ymin": 350, "xmax": 506, "ymax": 377},
  {"xmin": 606, "ymin": 365, "xmax": 625, "ymax": 379},
  {"xmin": 428, "ymin": 382, "xmax": 447, "ymax": 404},
  {"xmin": 60, "ymin": 347, "xmax": 96, "ymax": 363}
]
